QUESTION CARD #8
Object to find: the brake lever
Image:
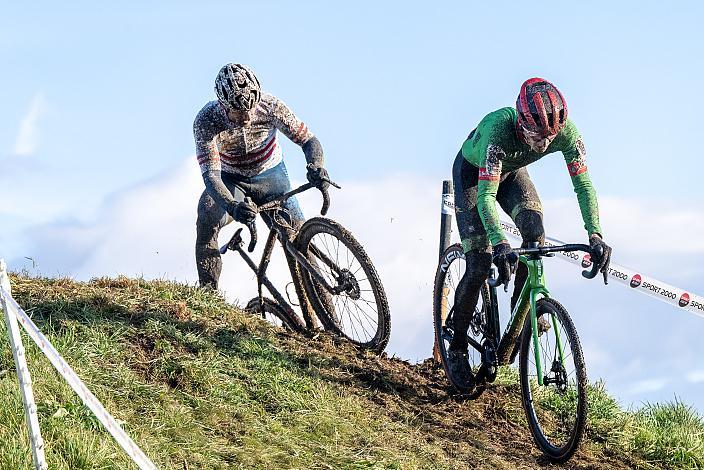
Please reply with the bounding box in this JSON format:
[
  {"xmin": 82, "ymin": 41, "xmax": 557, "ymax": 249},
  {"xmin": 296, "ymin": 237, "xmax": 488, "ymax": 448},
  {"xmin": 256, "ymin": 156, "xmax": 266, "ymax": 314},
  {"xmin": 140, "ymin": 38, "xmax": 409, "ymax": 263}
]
[
  {"xmin": 318, "ymin": 176, "xmax": 340, "ymax": 216},
  {"xmin": 324, "ymin": 177, "xmax": 341, "ymax": 189},
  {"xmin": 581, "ymin": 248, "xmax": 601, "ymax": 280},
  {"xmin": 246, "ymin": 221, "xmax": 257, "ymax": 252},
  {"xmin": 320, "ymin": 188, "xmax": 330, "ymax": 216}
]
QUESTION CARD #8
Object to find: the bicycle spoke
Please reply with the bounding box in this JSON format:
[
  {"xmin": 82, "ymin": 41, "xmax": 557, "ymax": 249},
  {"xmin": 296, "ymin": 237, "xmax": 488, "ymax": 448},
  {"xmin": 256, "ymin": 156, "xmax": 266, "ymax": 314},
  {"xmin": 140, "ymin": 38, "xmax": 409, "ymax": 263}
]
[
  {"xmin": 350, "ymin": 300, "xmax": 375, "ymax": 340},
  {"xmin": 341, "ymin": 295, "xmax": 364, "ymax": 341},
  {"xmin": 358, "ymin": 296, "xmax": 379, "ymax": 315},
  {"xmin": 351, "ymin": 298, "xmax": 378, "ymax": 325}
]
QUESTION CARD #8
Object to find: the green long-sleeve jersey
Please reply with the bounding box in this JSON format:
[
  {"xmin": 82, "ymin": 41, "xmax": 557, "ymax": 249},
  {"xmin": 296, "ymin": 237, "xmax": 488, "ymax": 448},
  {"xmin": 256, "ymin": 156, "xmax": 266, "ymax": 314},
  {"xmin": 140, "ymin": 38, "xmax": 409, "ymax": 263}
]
[{"xmin": 461, "ymin": 107, "xmax": 602, "ymax": 245}]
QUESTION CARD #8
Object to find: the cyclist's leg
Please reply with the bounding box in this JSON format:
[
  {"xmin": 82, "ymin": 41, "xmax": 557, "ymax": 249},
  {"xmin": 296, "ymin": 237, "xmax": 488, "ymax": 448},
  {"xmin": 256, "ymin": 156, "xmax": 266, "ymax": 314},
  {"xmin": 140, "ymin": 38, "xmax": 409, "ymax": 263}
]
[
  {"xmin": 451, "ymin": 151, "xmax": 493, "ymax": 352},
  {"xmin": 195, "ymin": 175, "xmax": 245, "ymax": 289},
  {"xmin": 496, "ymin": 167, "xmax": 545, "ymax": 310},
  {"xmin": 245, "ymin": 162, "xmax": 304, "ymax": 230}
]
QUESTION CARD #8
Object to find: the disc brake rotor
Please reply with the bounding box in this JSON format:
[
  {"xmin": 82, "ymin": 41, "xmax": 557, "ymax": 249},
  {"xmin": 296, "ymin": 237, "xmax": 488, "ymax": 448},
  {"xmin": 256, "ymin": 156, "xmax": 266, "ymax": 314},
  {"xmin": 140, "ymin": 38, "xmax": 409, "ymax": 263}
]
[{"xmin": 335, "ymin": 269, "xmax": 361, "ymax": 299}]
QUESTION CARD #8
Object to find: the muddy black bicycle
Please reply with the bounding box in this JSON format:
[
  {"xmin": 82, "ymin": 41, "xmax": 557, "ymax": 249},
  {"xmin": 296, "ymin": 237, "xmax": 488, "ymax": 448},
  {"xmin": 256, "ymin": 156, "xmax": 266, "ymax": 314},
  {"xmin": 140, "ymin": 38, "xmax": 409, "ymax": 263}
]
[
  {"xmin": 220, "ymin": 180, "xmax": 390, "ymax": 353},
  {"xmin": 433, "ymin": 242, "xmax": 600, "ymax": 462}
]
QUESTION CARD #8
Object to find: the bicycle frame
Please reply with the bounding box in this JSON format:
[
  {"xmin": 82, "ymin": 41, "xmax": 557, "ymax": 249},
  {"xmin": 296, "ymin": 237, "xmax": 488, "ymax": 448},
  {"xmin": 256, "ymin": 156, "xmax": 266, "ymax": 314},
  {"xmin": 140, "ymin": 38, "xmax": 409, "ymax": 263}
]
[
  {"xmin": 226, "ymin": 226, "xmax": 302, "ymax": 324},
  {"xmin": 220, "ymin": 182, "xmax": 349, "ymax": 328},
  {"xmin": 490, "ymin": 252, "xmax": 578, "ymax": 386}
]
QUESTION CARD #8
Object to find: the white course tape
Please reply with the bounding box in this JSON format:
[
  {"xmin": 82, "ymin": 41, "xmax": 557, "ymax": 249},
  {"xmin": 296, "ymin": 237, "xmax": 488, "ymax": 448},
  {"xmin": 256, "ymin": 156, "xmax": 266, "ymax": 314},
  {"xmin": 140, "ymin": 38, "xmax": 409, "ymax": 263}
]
[
  {"xmin": 0, "ymin": 286, "xmax": 157, "ymax": 470},
  {"xmin": 500, "ymin": 220, "xmax": 704, "ymax": 319}
]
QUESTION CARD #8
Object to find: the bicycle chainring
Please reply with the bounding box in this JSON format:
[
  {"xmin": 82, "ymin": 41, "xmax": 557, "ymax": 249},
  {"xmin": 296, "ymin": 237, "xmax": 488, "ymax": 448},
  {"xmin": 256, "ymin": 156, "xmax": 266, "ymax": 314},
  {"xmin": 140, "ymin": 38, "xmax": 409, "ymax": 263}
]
[{"xmin": 469, "ymin": 307, "xmax": 486, "ymax": 337}]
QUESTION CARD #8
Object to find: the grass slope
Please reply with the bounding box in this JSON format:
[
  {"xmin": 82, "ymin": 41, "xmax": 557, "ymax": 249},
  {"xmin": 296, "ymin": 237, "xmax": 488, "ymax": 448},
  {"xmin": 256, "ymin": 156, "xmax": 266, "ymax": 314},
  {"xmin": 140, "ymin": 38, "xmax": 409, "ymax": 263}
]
[{"xmin": 0, "ymin": 275, "xmax": 702, "ymax": 469}]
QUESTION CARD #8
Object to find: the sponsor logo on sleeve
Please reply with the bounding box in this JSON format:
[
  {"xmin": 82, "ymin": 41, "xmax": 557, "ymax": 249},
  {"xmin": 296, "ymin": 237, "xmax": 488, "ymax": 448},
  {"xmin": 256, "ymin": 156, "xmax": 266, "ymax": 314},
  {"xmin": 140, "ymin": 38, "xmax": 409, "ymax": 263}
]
[
  {"xmin": 480, "ymin": 145, "xmax": 503, "ymax": 181},
  {"xmin": 567, "ymin": 158, "xmax": 588, "ymax": 177},
  {"xmin": 478, "ymin": 167, "xmax": 500, "ymax": 181},
  {"xmin": 679, "ymin": 293, "xmax": 691, "ymax": 308},
  {"xmin": 630, "ymin": 274, "xmax": 642, "ymax": 288},
  {"xmin": 581, "ymin": 254, "xmax": 592, "ymax": 268},
  {"xmin": 567, "ymin": 140, "xmax": 588, "ymax": 177}
]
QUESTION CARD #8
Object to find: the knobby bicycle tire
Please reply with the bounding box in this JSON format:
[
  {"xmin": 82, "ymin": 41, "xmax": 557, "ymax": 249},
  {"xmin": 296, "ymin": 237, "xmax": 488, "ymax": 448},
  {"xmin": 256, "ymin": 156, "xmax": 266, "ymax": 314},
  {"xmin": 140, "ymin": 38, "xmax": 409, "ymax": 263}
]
[
  {"xmin": 295, "ymin": 217, "xmax": 390, "ymax": 353},
  {"xmin": 432, "ymin": 243, "xmax": 490, "ymax": 398},
  {"xmin": 519, "ymin": 297, "xmax": 587, "ymax": 463}
]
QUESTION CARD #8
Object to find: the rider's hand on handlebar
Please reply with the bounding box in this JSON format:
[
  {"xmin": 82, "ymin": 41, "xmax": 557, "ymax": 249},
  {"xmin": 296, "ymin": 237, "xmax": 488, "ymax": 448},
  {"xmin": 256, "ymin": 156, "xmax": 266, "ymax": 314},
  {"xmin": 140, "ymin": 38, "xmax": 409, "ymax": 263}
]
[
  {"xmin": 227, "ymin": 198, "xmax": 258, "ymax": 225},
  {"xmin": 306, "ymin": 164, "xmax": 331, "ymax": 191},
  {"xmin": 492, "ymin": 241, "xmax": 519, "ymax": 292},
  {"xmin": 589, "ymin": 233, "xmax": 612, "ymax": 285}
]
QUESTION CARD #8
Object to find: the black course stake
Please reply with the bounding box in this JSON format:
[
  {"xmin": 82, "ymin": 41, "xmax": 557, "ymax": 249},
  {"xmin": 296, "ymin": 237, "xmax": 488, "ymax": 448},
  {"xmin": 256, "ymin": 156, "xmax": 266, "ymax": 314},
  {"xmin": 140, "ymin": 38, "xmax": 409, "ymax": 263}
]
[{"xmin": 434, "ymin": 179, "xmax": 454, "ymax": 361}]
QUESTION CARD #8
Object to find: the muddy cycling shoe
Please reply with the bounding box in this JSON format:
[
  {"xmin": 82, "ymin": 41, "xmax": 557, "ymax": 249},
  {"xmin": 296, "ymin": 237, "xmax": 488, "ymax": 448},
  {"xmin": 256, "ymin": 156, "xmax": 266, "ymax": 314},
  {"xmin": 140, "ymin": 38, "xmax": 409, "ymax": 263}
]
[{"xmin": 447, "ymin": 350, "xmax": 475, "ymax": 392}]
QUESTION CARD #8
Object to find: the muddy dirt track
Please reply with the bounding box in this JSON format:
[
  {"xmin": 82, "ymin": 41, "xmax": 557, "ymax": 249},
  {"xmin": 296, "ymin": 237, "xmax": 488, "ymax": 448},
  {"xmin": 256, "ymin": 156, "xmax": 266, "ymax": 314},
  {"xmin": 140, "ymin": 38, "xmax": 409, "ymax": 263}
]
[{"xmin": 279, "ymin": 331, "xmax": 642, "ymax": 470}]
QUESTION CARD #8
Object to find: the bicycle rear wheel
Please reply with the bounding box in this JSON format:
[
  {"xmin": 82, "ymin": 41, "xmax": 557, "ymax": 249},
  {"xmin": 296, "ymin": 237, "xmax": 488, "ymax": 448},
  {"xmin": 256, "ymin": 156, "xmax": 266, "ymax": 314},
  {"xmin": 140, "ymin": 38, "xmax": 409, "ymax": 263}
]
[
  {"xmin": 433, "ymin": 243, "xmax": 490, "ymax": 397},
  {"xmin": 519, "ymin": 297, "xmax": 587, "ymax": 462},
  {"xmin": 295, "ymin": 217, "xmax": 390, "ymax": 353},
  {"xmin": 245, "ymin": 297, "xmax": 306, "ymax": 332}
]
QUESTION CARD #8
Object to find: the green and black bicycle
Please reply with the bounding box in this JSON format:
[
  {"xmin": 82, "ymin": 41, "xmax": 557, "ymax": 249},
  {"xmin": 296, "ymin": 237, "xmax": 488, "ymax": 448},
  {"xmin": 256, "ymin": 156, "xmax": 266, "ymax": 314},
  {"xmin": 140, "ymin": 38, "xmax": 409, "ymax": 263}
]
[{"xmin": 433, "ymin": 241, "xmax": 599, "ymax": 462}]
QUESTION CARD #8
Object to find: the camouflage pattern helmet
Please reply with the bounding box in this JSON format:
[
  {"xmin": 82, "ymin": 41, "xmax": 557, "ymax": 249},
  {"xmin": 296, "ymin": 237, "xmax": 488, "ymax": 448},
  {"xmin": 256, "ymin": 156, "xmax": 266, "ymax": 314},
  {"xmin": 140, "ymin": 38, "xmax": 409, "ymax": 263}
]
[{"xmin": 214, "ymin": 63, "xmax": 262, "ymax": 111}]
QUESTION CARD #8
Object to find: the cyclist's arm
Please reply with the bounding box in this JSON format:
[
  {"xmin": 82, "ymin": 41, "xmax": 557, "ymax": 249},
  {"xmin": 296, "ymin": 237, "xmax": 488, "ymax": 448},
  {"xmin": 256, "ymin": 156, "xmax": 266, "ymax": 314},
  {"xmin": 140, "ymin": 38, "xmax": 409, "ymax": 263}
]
[
  {"xmin": 465, "ymin": 141, "xmax": 507, "ymax": 245},
  {"xmin": 194, "ymin": 108, "xmax": 236, "ymax": 211},
  {"xmin": 271, "ymin": 96, "xmax": 324, "ymax": 167},
  {"xmin": 562, "ymin": 136, "xmax": 602, "ymax": 237}
]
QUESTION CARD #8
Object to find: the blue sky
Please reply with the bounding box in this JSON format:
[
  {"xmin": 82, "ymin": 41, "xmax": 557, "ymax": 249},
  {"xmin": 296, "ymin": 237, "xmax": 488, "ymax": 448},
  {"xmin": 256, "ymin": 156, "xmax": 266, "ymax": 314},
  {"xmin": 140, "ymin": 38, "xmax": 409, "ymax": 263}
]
[{"xmin": 2, "ymin": 1, "xmax": 704, "ymax": 413}]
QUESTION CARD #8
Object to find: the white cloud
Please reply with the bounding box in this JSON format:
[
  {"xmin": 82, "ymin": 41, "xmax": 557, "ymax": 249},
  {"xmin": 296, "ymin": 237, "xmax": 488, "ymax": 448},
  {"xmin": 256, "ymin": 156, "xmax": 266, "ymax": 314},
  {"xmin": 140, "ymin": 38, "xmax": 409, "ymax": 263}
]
[
  {"xmin": 687, "ymin": 370, "xmax": 704, "ymax": 384},
  {"xmin": 14, "ymin": 93, "xmax": 47, "ymax": 156},
  {"xmin": 543, "ymin": 196, "xmax": 704, "ymax": 256},
  {"xmin": 626, "ymin": 378, "xmax": 670, "ymax": 395}
]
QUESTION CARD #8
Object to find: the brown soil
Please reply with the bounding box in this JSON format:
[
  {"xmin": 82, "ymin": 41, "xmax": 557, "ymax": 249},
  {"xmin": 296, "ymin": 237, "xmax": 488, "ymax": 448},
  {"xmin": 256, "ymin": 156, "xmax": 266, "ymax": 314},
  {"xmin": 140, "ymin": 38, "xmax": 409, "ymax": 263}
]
[{"xmin": 278, "ymin": 331, "xmax": 641, "ymax": 470}]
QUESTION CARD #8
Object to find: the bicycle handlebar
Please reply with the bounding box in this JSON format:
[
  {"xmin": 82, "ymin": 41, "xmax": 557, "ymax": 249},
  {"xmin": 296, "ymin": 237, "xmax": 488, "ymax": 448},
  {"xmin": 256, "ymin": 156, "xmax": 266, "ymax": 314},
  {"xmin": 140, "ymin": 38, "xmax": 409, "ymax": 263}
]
[
  {"xmin": 487, "ymin": 243, "xmax": 599, "ymax": 288},
  {"xmin": 226, "ymin": 177, "xmax": 341, "ymax": 253}
]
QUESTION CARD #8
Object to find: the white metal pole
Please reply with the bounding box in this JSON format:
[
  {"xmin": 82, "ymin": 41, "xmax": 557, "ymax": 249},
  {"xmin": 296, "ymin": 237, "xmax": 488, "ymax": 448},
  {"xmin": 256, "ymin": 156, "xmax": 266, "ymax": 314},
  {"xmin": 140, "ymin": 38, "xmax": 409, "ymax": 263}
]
[{"xmin": 0, "ymin": 259, "xmax": 48, "ymax": 470}]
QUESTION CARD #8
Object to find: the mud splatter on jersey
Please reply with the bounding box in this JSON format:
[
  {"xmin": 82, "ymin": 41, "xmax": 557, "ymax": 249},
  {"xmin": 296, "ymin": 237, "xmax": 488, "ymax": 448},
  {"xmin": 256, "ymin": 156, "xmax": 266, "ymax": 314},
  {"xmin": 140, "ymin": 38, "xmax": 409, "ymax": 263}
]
[
  {"xmin": 194, "ymin": 93, "xmax": 313, "ymax": 177},
  {"xmin": 460, "ymin": 107, "xmax": 601, "ymax": 244}
]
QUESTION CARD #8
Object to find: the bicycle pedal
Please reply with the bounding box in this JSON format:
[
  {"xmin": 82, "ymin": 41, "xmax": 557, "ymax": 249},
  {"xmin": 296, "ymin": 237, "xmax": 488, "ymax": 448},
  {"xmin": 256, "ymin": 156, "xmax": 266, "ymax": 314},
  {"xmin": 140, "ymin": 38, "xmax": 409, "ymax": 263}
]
[{"xmin": 482, "ymin": 347, "xmax": 497, "ymax": 368}]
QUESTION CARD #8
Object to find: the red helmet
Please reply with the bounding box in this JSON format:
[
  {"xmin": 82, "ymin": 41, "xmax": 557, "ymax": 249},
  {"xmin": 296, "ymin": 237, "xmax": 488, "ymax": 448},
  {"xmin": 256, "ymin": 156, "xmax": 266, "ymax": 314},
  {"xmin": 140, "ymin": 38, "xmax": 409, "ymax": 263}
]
[{"xmin": 516, "ymin": 78, "xmax": 568, "ymax": 137}]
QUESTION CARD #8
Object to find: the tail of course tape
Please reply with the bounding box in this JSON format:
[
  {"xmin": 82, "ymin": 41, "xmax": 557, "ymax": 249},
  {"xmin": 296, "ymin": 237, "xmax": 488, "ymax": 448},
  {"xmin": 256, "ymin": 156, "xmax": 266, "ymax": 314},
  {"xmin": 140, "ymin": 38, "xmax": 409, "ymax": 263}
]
[
  {"xmin": 0, "ymin": 263, "xmax": 157, "ymax": 470},
  {"xmin": 500, "ymin": 220, "xmax": 704, "ymax": 319}
]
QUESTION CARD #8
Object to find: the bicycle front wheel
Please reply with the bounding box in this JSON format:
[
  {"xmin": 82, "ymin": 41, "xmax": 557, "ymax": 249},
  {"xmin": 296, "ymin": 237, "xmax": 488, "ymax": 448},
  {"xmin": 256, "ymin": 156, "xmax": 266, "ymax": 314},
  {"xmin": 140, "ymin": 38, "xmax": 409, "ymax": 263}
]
[
  {"xmin": 295, "ymin": 217, "xmax": 390, "ymax": 353},
  {"xmin": 519, "ymin": 297, "xmax": 587, "ymax": 462},
  {"xmin": 433, "ymin": 243, "xmax": 490, "ymax": 397}
]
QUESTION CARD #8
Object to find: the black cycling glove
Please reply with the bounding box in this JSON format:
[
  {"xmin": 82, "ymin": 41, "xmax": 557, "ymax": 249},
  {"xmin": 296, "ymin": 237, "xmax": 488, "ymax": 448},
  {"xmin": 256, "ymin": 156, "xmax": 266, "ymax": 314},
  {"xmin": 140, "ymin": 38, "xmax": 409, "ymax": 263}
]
[
  {"xmin": 227, "ymin": 198, "xmax": 258, "ymax": 225},
  {"xmin": 306, "ymin": 164, "xmax": 330, "ymax": 191},
  {"xmin": 589, "ymin": 234, "xmax": 612, "ymax": 285},
  {"xmin": 492, "ymin": 241, "xmax": 519, "ymax": 291}
]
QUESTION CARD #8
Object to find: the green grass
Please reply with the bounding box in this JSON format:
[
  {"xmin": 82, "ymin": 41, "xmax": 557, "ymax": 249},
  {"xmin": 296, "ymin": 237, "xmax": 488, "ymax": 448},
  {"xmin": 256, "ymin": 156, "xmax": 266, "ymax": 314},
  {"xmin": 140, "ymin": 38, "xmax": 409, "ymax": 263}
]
[
  {"xmin": 1, "ymin": 274, "xmax": 703, "ymax": 469},
  {"xmin": 0, "ymin": 276, "xmax": 450, "ymax": 469},
  {"xmin": 586, "ymin": 380, "xmax": 704, "ymax": 469}
]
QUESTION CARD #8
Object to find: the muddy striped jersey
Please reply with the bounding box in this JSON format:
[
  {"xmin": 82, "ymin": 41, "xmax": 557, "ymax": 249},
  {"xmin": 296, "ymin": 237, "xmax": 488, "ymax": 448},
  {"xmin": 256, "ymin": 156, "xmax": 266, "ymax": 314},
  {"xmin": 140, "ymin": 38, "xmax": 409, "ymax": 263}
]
[
  {"xmin": 461, "ymin": 107, "xmax": 602, "ymax": 244},
  {"xmin": 194, "ymin": 93, "xmax": 313, "ymax": 177}
]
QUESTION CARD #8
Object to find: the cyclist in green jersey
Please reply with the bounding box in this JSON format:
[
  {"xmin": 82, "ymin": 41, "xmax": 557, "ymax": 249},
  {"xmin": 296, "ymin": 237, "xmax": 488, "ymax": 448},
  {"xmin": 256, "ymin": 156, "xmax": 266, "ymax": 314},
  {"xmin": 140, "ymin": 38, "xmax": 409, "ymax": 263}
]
[{"xmin": 448, "ymin": 78, "xmax": 612, "ymax": 390}]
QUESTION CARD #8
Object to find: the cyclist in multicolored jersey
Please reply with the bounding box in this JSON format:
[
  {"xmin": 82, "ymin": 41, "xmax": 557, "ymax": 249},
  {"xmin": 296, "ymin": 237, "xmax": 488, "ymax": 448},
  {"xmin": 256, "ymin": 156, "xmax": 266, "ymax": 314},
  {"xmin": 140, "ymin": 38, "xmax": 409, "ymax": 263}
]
[
  {"xmin": 194, "ymin": 63, "xmax": 330, "ymax": 289},
  {"xmin": 448, "ymin": 78, "xmax": 612, "ymax": 389}
]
